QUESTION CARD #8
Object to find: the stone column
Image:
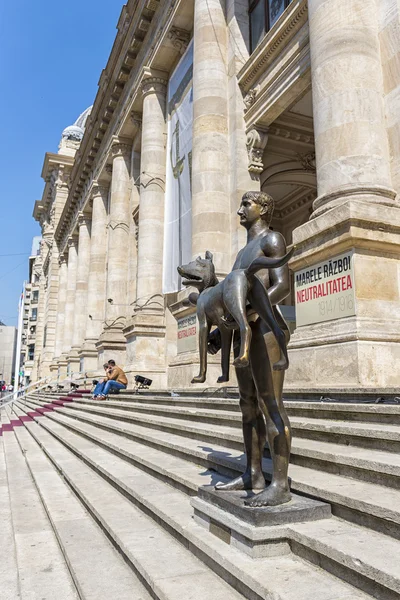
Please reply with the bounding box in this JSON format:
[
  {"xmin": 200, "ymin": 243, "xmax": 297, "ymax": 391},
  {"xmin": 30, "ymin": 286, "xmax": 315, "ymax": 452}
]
[
  {"xmin": 97, "ymin": 139, "xmax": 132, "ymax": 365},
  {"xmin": 80, "ymin": 183, "xmax": 109, "ymax": 372},
  {"xmin": 61, "ymin": 236, "xmax": 78, "ymax": 370},
  {"xmin": 125, "ymin": 73, "xmax": 167, "ymax": 386},
  {"xmin": 68, "ymin": 213, "xmax": 91, "ymax": 373},
  {"xmin": 192, "ymin": 0, "xmax": 231, "ymax": 275},
  {"xmin": 309, "ymin": 0, "xmax": 395, "ymax": 218},
  {"xmin": 287, "ymin": 0, "xmax": 400, "ymax": 392},
  {"xmin": 53, "ymin": 252, "xmax": 68, "ymax": 377}
]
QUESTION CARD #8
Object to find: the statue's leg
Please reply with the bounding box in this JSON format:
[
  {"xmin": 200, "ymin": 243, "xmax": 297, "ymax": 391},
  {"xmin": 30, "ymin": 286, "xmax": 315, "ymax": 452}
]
[
  {"xmin": 217, "ymin": 327, "xmax": 232, "ymax": 383},
  {"xmin": 244, "ymin": 323, "xmax": 291, "ymax": 507},
  {"xmin": 192, "ymin": 310, "xmax": 210, "ymax": 384},
  {"xmin": 215, "ymin": 328, "xmax": 266, "ymax": 491}
]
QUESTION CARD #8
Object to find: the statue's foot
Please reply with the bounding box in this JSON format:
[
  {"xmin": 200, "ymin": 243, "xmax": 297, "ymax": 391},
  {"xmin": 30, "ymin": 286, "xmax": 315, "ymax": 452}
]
[
  {"xmin": 191, "ymin": 374, "xmax": 206, "ymax": 384},
  {"xmin": 244, "ymin": 485, "xmax": 291, "ymax": 507},
  {"xmin": 272, "ymin": 357, "xmax": 289, "ymax": 371},
  {"xmin": 233, "ymin": 355, "xmax": 249, "ymax": 368},
  {"xmin": 215, "ymin": 472, "xmax": 265, "ymax": 491},
  {"xmin": 217, "ymin": 375, "xmax": 229, "ymax": 383}
]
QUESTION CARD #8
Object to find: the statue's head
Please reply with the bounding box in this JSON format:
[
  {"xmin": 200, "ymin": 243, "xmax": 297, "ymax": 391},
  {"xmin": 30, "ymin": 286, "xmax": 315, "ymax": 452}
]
[
  {"xmin": 238, "ymin": 191, "xmax": 274, "ymax": 228},
  {"xmin": 177, "ymin": 251, "xmax": 218, "ymax": 293}
]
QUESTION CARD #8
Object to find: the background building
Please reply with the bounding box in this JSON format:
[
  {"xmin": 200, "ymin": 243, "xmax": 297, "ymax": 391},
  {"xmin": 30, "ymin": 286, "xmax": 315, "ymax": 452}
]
[
  {"xmin": 28, "ymin": 0, "xmax": 400, "ymax": 394},
  {"xmin": 0, "ymin": 320, "xmax": 17, "ymax": 385},
  {"xmin": 19, "ymin": 236, "xmax": 42, "ymax": 385}
]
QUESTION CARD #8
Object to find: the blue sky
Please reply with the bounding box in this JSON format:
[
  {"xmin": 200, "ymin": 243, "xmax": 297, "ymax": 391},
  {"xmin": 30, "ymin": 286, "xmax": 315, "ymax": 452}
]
[{"xmin": 0, "ymin": 0, "xmax": 123, "ymax": 326}]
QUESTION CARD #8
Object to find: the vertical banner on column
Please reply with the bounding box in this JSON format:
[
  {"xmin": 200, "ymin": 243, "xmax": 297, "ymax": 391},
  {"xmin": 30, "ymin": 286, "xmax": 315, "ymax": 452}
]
[{"xmin": 163, "ymin": 41, "xmax": 193, "ymax": 294}]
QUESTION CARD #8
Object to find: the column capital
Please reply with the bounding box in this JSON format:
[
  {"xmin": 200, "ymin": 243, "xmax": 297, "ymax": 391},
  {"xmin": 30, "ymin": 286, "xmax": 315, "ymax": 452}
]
[
  {"xmin": 246, "ymin": 125, "xmax": 269, "ymax": 177},
  {"xmin": 67, "ymin": 234, "xmax": 78, "ymax": 248},
  {"xmin": 111, "ymin": 137, "xmax": 132, "ymax": 160},
  {"xmin": 58, "ymin": 252, "xmax": 68, "ymax": 266},
  {"xmin": 91, "ymin": 181, "xmax": 109, "ymax": 199},
  {"xmin": 77, "ymin": 211, "xmax": 91, "ymax": 227},
  {"xmin": 141, "ymin": 69, "xmax": 168, "ymax": 98}
]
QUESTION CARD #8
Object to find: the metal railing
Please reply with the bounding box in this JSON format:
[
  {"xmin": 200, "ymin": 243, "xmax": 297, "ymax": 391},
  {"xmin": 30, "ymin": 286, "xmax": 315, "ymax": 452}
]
[{"xmin": 0, "ymin": 377, "xmax": 54, "ymax": 410}]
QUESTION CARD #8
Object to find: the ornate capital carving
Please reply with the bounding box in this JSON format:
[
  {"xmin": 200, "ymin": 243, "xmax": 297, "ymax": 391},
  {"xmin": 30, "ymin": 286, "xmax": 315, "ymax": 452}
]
[
  {"xmin": 91, "ymin": 182, "xmax": 109, "ymax": 199},
  {"xmin": 246, "ymin": 127, "xmax": 269, "ymax": 176},
  {"xmin": 67, "ymin": 235, "xmax": 78, "ymax": 249},
  {"xmin": 77, "ymin": 212, "xmax": 91, "ymax": 227},
  {"xmin": 243, "ymin": 85, "xmax": 260, "ymax": 112},
  {"xmin": 141, "ymin": 76, "xmax": 167, "ymax": 98},
  {"xmin": 58, "ymin": 253, "xmax": 68, "ymax": 266},
  {"xmin": 111, "ymin": 140, "xmax": 132, "ymax": 160},
  {"xmin": 298, "ymin": 151, "xmax": 316, "ymax": 172},
  {"xmin": 167, "ymin": 26, "xmax": 191, "ymax": 54}
]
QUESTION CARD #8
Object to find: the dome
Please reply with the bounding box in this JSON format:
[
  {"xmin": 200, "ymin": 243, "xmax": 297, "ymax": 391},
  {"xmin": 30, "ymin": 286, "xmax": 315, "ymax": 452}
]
[
  {"xmin": 74, "ymin": 106, "xmax": 92, "ymax": 130},
  {"xmin": 61, "ymin": 106, "xmax": 93, "ymax": 141},
  {"xmin": 61, "ymin": 124, "xmax": 84, "ymax": 141}
]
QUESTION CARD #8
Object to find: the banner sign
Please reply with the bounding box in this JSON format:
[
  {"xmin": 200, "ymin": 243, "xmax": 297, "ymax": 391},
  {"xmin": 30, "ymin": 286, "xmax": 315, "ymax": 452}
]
[
  {"xmin": 163, "ymin": 41, "xmax": 193, "ymax": 293},
  {"xmin": 177, "ymin": 315, "xmax": 197, "ymax": 354},
  {"xmin": 294, "ymin": 250, "xmax": 356, "ymax": 326}
]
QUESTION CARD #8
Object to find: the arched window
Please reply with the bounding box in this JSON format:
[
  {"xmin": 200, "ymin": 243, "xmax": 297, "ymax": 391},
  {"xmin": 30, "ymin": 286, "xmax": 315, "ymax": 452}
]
[{"xmin": 249, "ymin": 0, "xmax": 293, "ymax": 52}]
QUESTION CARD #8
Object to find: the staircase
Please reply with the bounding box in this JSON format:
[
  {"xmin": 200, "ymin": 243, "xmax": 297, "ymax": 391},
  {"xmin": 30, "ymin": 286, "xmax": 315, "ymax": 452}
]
[{"xmin": 2, "ymin": 388, "xmax": 400, "ymax": 600}]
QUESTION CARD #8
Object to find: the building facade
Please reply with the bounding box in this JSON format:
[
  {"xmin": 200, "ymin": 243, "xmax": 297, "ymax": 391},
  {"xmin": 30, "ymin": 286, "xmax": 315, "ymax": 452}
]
[
  {"xmin": 32, "ymin": 0, "xmax": 400, "ymax": 393},
  {"xmin": 0, "ymin": 322, "xmax": 17, "ymax": 386},
  {"xmin": 20, "ymin": 237, "xmax": 42, "ymax": 385}
]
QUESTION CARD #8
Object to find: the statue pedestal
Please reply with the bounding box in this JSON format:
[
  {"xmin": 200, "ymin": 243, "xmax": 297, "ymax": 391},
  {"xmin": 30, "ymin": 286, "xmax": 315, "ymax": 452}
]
[{"xmin": 191, "ymin": 486, "xmax": 330, "ymax": 558}]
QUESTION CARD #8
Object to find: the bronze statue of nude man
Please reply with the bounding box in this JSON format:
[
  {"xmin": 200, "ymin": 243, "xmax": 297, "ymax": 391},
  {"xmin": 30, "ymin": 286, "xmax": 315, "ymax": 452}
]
[{"xmin": 209, "ymin": 191, "xmax": 292, "ymax": 507}]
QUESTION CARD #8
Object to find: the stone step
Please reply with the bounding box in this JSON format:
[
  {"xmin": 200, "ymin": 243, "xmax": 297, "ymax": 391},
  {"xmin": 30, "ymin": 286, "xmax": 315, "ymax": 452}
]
[
  {"xmin": 77, "ymin": 392, "xmax": 400, "ymax": 424},
  {"xmin": 0, "ymin": 410, "xmax": 79, "ymax": 600},
  {"xmin": 12, "ymin": 400, "xmax": 376, "ymax": 600},
  {"xmin": 20, "ymin": 395, "xmax": 400, "ymax": 489},
  {"xmin": 9, "ymin": 408, "xmax": 249, "ymax": 600},
  {"xmin": 7, "ymin": 407, "xmax": 153, "ymax": 600},
  {"xmin": 18, "ymin": 397, "xmax": 400, "ymax": 541},
  {"xmin": 30, "ymin": 395, "xmax": 400, "ymax": 457},
  {"xmin": 0, "ymin": 414, "xmax": 20, "ymax": 600}
]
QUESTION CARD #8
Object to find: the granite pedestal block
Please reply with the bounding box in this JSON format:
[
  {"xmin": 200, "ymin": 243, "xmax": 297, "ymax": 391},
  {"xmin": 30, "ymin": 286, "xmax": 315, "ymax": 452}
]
[{"xmin": 191, "ymin": 485, "xmax": 331, "ymax": 558}]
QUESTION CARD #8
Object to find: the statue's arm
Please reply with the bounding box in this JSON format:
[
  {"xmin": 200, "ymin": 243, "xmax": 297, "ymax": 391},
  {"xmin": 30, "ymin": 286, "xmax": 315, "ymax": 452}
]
[{"xmin": 260, "ymin": 232, "xmax": 291, "ymax": 306}]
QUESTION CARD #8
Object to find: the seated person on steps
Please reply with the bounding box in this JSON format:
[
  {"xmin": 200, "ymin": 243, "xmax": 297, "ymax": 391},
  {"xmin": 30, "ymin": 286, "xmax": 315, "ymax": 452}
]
[
  {"xmin": 92, "ymin": 363, "xmax": 109, "ymax": 399},
  {"xmin": 93, "ymin": 360, "xmax": 128, "ymax": 399}
]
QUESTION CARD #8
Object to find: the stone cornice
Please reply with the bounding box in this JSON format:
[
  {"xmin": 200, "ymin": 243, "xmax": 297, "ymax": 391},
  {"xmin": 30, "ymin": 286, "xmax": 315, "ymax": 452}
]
[
  {"xmin": 54, "ymin": 0, "xmax": 184, "ymax": 250},
  {"xmin": 55, "ymin": 0, "xmax": 163, "ymax": 245},
  {"xmin": 238, "ymin": 0, "xmax": 308, "ymax": 92}
]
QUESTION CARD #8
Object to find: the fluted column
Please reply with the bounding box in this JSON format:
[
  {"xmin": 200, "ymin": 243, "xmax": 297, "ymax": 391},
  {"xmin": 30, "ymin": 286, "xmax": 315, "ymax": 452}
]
[
  {"xmin": 192, "ymin": 0, "xmax": 230, "ymax": 274},
  {"xmin": 125, "ymin": 73, "xmax": 167, "ymax": 386},
  {"xmin": 61, "ymin": 236, "xmax": 78, "ymax": 368},
  {"xmin": 135, "ymin": 76, "xmax": 167, "ymax": 305},
  {"xmin": 97, "ymin": 139, "xmax": 132, "ymax": 364},
  {"xmin": 68, "ymin": 213, "xmax": 91, "ymax": 372},
  {"xmin": 53, "ymin": 252, "xmax": 68, "ymax": 374},
  {"xmin": 309, "ymin": 0, "xmax": 395, "ymax": 217},
  {"xmin": 80, "ymin": 183, "xmax": 109, "ymax": 371}
]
